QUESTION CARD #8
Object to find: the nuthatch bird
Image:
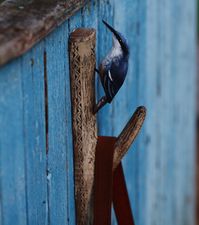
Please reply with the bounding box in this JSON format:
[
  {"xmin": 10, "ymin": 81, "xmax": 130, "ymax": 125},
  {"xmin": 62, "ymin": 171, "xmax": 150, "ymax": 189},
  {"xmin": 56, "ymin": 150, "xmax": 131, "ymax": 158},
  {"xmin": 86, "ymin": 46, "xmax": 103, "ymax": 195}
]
[{"xmin": 94, "ymin": 20, "xmax": 129, "ymax": 113}]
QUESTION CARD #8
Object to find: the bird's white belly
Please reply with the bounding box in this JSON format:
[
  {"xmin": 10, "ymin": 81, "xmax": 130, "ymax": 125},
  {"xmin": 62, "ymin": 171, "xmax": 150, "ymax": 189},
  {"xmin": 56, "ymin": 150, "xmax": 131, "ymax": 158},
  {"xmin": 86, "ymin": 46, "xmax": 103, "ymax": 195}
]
[{"xmin": 102, "ymin": 47, "xmax": 123, "ymax": 67}]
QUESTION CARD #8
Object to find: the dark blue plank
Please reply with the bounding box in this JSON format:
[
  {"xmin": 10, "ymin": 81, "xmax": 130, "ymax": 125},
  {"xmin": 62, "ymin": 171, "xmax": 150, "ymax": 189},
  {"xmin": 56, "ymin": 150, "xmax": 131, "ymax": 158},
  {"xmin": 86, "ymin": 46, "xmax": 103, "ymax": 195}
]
[
  {"xmin": 21, "ymin": 42, "xmax": 48, "ymax": 225},
  {"xmin": 0, "ymin": 60, "xmax": 27, "ymax": 225}
]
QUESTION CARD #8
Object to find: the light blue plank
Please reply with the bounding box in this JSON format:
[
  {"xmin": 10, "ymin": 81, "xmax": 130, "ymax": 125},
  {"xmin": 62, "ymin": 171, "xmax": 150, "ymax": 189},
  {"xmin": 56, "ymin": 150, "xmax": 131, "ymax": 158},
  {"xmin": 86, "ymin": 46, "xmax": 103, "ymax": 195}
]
[
  {"xmin": 98, "ymin": 1, "xmax": 196, "ymax": 225},
  {"xmin": 115, "ymin": 1, "xmax": 145, "ymax": 224},
  {"xmin": 81, "ymin": 0, "xmax": 98, "ymax": 28},
  {"xmin": 169, "ymin": 1, "xmax": 196, "ymax": 224},
  {"xmin": 64, "ymin": 61, "xmax": 76, "ymax": 225},
  {"xmin": 68, "ymin": 8, "xmax": 83, "ymax": 31},
  {"xmin": 143, "ymin": 2, "xmax": 174, "ymax": 224},
  {"xmin": 0, "ymin": 190, "xmax": 2, "ymax": 225},
  {"xmin": 143, "ymin": 1, "xmax": 197, "ymax": 225},
  {"xmin": 44, "ymin": 18, "xmax": 75, "ymax": 225},
  {"xmin": 64, "ymin": 21, "xmax": 76, "ymax": 225},
  {"xmin": 135, "ymin": 2, "xmax": 148, "ymax": 225},
  {"xmin": 21, "ymin": 42, "xmax": 48, "ymax": 225},
  {"xmin": 82, "ymin": 0, "xmax": 100, "ymax": 110},
  {"xmin": 0, "ymin": 60, "xmax": 27, "ymax": 225},
  {"xmin": 112, "ymin": 1, "xmax": 147, "ymax": 224}
]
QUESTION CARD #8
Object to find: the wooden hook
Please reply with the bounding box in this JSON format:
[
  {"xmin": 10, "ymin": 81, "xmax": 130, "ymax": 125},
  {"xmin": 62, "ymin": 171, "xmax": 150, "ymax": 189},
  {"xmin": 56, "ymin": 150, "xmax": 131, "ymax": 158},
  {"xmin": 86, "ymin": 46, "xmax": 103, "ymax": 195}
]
[{"xmin": 113, "ymin": 106, "xmax": 146, "ymax": 170}]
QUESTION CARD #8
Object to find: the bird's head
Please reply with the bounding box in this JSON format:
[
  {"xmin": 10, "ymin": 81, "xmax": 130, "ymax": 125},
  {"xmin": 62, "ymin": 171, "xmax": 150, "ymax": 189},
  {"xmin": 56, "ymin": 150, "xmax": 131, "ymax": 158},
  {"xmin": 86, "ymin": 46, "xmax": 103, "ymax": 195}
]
[{"xmin": 102, "ymin": 20, "xmax": 129, "ymax": 56}]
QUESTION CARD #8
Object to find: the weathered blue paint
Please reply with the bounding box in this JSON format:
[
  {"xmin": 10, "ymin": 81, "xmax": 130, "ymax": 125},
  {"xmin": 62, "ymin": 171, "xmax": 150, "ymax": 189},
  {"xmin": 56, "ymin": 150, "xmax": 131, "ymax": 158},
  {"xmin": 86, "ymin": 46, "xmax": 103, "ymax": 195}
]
[
  {"xmin": 0, "ymin": 0, "xmax": 197, "ymax": 225},
  {"xmin": 0, "ymin": 60, "xmax": 27, "ymax": 225},
  {"xmin": 21, "ymin": 42, "xmax": 48, "ymax": 225},
  {"xmin": 143, "ymin": 1, "xmax": 196, "ymax": 225},
  {"xmin": 44, "ymin": 21, "xmax": 75, "ymax": 225},
  {"xmin": 96, "ymin": 0, "xmax": 114, "ymax": 136},
  {"xmin": 112, "ymin": 1, "xmax": 145, "ymax": 224},
  {"xmin": 96, "ymin": 1, "xmax": 196, "ymax": 225}
]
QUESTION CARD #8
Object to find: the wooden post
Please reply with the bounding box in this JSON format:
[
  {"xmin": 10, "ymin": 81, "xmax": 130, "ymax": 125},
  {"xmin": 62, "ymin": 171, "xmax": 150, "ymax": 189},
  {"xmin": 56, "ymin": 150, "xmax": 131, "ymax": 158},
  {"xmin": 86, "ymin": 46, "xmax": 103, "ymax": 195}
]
[{"xmin": 69, "ymin": 28, "xmax": 97, "ymax": 225}]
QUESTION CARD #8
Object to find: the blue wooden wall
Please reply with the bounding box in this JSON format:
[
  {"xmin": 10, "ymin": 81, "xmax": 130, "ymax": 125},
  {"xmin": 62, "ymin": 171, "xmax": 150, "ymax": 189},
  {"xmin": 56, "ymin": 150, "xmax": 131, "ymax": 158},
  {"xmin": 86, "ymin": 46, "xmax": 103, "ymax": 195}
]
[{"xmin": 0, "ymin": 0, "xmax": 197, "ymax": 225}]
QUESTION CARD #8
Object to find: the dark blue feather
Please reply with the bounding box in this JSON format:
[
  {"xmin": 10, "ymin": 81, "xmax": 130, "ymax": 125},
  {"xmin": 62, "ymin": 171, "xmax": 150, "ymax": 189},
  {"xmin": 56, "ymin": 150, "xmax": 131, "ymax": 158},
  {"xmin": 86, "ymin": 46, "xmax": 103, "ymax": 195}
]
[{"xmin": 100, "ymin": 56, "xmax": 128, "ymax": 102}]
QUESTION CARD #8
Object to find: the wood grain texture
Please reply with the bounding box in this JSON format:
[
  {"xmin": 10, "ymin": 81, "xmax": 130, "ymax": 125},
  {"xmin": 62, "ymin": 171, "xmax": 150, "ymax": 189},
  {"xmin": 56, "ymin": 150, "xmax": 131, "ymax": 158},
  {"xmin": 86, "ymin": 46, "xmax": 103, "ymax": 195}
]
[
  {"xmin": 21, "ymin": 42, "xmax": 48, "ymax": 225},
  {"xmin": 96, "ymin": 0, "xmax": 114, "ymax": 136},
  {"xmin": 0, "ymin": 15, "xmax": 76, "ymax": 225},
  {"xmin": 143, "ymin": 1, "xmax": 196, "ymax": 225},
  {"xmin": 44, "ymin": 21, "xmax": 75, "ymax": 225},
  {"xmin": 0, "ymin": 60, "xmax": 27, "ymax": 225},
  {"xmin": 0, "ymin": 0, "xmax": 88, "ymax": 66},
  {"xmin": 111, "ymin": 2, "xmax": 147, "ymax": 224},
  {"xmin": 69, "ymin": 28, "xmax": 97, "ymax": 225}
]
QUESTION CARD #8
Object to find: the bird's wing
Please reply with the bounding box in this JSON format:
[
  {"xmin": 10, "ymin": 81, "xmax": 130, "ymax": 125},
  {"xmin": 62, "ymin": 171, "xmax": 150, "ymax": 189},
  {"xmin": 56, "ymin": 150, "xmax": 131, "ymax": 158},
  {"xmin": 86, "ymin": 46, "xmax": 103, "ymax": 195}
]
[{"xmin": 102, "ymin": 65, "xmax": 119, "ymax": 103}]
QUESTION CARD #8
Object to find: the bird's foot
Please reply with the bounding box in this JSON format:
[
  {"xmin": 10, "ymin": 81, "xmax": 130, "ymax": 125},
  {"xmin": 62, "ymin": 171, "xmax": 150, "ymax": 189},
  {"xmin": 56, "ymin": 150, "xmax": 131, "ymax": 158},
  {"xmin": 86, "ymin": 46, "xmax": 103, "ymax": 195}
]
[
  {"xmin": 93, "ymin": 96, "xmax": 108, "ymax": 114},
  {"xmin": 94, "ymin": 68, "xmax": 100, "ymax": 74}
]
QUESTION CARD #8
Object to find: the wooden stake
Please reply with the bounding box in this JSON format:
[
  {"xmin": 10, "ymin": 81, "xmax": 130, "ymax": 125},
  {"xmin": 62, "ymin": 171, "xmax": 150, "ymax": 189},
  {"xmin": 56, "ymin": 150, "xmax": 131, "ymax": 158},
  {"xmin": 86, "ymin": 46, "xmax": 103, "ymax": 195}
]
[{"xmin": 69, "ymin": 28, "xmax": 97, "ymax": 225}]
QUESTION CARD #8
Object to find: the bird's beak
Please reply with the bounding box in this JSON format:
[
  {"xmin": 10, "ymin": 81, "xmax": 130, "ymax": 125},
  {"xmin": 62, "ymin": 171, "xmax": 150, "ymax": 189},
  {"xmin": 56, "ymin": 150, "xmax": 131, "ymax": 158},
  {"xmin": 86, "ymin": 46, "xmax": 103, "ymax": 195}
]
[{"xmin": 102, "ymin": 20, "xmax": 118, "ymax": 37}]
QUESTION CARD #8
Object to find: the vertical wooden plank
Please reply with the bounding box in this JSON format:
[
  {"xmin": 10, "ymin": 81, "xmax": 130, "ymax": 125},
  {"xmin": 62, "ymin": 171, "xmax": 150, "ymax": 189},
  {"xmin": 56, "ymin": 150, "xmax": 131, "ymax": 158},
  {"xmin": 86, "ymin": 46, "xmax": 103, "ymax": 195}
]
[
  {"xmin": 0, "ymin": 61, "xmax": 27, "ymax": 225},
  {"xmin": 136, "ymin": 2, "xmax": 148, "ymax": 225},
  {"xmin": 169, "ymin": 1, "xmax": 196, "ymax": 224},
  {"xmin": 44, "ymin": 19, "xmax": 75, "ymax": 225},
  {"xmin": 81, "ymin": 0, "xmax": 98, "ymax": 28},
  {"xmin": 56, "ymin": 10, "xmax": 79, "ymax": 225},
  {"xmin": 65, "ymin": 61, "xmax": 76, "ymax": 225},
  {"xmin": 113, "ymin": 1, "xmax": 143, "ymax": 224},
  {"xmin": 0, "ymin": 191, "xmax": 2, "ymax": 225},
  {"xmin": 95, "ymin": 1, "xmax": 115, "ymax": 223},
  {"xmin": 68, "ymin": 8, "xmax": 83, "ymax": 31},
  {"xmin": 64, "ymin": 24, "xmax": 77, "ymax": 225},
  {"xmin": 21, "ymin": 42, "xmax": 48, "ymax": 225},
  {"xmin": 143, "ymin": 2, "xmax": 174, "ymax": 224}
]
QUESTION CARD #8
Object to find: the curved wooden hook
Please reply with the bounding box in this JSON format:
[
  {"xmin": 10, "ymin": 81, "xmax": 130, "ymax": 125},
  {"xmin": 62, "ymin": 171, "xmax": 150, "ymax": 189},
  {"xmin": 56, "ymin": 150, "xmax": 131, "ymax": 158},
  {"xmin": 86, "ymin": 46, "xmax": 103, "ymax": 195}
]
[{"xmin": 113, "ymin": 106, "xmax": 147, "ymax": 170}]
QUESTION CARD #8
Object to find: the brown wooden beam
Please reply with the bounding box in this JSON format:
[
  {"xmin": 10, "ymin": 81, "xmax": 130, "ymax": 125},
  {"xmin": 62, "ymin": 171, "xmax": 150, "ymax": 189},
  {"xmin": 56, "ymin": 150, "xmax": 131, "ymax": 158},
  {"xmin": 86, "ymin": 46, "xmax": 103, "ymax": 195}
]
[{"xmin": 0, "ymin": 0, "xmax": 88, "ymax": 66}]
